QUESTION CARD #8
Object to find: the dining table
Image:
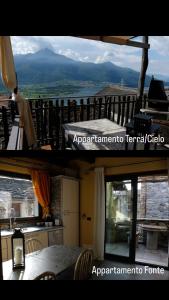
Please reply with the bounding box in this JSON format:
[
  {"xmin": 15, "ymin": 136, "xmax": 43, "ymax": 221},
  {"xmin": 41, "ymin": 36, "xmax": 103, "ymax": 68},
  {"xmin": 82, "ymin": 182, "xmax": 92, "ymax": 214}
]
[
  {"xmin": 2, "ymin": 245, "xmax": 82, "ymax": 280},
  {"xmin": 63, "ymin": 118, "xmax": 127, "ymax": 150},
  {"xmin": 140, "ymin": 224, "xmax": 168, "ymax": 250}
]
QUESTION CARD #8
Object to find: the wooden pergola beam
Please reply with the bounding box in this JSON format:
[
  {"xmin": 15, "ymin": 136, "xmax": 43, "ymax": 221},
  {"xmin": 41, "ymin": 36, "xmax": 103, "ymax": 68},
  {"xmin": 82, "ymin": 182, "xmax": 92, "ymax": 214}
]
[{"xmin": 73, "ymin": 36, "xmax": 150, "ymax": 49}]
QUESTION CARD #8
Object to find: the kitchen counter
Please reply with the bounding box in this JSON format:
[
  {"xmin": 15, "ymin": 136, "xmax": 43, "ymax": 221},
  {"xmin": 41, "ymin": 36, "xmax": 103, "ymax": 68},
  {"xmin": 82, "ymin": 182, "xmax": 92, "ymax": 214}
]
[{"xmin": 0, "ymin": 226, "xmax": 63, "ymax": 237}]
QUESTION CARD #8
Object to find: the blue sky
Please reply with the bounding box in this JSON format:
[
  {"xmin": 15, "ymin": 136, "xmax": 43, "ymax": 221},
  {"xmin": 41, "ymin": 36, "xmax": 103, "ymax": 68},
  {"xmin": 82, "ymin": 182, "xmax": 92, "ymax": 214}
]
[{"xmin": 11, "ymin": 36, "xmax": 169, "ymax": 78}]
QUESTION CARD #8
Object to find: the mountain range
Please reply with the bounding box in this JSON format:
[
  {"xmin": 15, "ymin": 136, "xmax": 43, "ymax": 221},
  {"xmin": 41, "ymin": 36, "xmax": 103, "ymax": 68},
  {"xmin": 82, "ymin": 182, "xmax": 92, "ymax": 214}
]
[{"xmin": 10, "ymin": 48, "xmax": 153, "ymax": 88}]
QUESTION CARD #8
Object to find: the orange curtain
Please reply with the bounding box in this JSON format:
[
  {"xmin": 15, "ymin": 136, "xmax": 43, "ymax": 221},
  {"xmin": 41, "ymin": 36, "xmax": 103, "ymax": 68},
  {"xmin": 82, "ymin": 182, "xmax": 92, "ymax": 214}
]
[{"xmin": 31, "ymin": 170, "xmax": 50, "ymax": 219}]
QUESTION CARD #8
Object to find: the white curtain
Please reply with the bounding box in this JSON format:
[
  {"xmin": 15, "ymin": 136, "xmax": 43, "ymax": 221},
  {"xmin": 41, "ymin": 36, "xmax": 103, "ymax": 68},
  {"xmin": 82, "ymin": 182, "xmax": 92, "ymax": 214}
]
[
  {"xmin": 93, "ymin": 167, "xmax": 105, "ymax": 260},
  {"xmin": 167, "ymin": 158, "xmax": 169, "ymax": 184},
  {"xmin": 0, "ymin": 36, "xmax": 37, "ymax": 147},
  {"xmin": 167, "ymin": 158, "xmax": 169, "ymax": 259}
]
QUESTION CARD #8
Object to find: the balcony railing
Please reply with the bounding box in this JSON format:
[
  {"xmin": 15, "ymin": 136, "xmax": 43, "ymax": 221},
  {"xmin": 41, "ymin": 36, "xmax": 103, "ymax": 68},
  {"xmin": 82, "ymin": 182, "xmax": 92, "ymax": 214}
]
[{"xmin": 0, "ymin": 94, "xmax": 147, "ymax": 150}]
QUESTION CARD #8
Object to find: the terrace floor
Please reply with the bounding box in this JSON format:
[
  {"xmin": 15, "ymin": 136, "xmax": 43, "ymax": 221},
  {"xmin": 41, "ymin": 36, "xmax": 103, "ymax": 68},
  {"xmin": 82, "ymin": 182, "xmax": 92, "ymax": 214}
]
[{"xmin": 105, "ymin": 243, "xmax": 168, "ymax": 267}]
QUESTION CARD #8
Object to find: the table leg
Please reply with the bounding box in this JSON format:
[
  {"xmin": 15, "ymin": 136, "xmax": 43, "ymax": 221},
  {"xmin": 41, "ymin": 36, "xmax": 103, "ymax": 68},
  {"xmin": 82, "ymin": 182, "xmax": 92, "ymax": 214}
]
[{"xmin": 146, "ymin": 231, "xmax": 158, "ymax": 250}]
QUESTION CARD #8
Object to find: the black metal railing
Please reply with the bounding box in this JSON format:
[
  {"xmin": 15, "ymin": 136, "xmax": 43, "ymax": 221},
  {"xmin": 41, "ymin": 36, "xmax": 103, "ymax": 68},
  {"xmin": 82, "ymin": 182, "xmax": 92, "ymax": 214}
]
[{"xmin": 0, "ymin": 94, "xmax": 147, "ymax": 150}]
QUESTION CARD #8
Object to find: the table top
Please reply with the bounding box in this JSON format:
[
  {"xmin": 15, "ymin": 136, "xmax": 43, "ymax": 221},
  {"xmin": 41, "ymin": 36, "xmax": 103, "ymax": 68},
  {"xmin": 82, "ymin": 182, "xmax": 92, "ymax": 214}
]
[
  {"xmin": 2, "ymin": 245, "xmax": 82, "ymax": 280},
  {"xmin": 141, "ymin": 224, "xmax": 168, "ymax": 232},
  {"xmin": 63, "ymin": 118, "xmax": 126, "ymax": 150}
]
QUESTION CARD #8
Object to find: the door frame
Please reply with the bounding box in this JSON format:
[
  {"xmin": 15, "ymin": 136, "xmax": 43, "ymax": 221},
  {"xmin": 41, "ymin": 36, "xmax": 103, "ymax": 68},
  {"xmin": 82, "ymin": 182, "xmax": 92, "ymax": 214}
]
[
  {"xmin": 104, "ymin": 174, "xmax": 137, "ymax": 264},
  {"xmin": 104, "ymin": 170, "xmax": 169, "ymax": 270}
]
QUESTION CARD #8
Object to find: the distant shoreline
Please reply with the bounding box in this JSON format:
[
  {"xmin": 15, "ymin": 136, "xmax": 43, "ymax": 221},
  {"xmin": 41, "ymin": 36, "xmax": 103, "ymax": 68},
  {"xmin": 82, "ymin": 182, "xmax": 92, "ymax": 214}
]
[{"xmin": 0, "ymin": 81, "xmax": 169, "ymax": 99}]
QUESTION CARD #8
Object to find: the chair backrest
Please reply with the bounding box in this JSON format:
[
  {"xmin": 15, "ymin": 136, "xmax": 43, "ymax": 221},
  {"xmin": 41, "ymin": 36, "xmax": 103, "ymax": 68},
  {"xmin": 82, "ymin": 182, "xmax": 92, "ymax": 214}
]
[
  {"xmin": 134, "ymin": 114, "xmax": 152, "ymax": 134},
  {"xmin": 74, "ymin": 249, "xmax": 94, "ymax": 280},
  {"xmin": 26, "ymin": 238, "xmax": 42, "ymax": 254},
  {"xmin": 34, "ymin": 271, "xmax": 56, "ymax": 280}
]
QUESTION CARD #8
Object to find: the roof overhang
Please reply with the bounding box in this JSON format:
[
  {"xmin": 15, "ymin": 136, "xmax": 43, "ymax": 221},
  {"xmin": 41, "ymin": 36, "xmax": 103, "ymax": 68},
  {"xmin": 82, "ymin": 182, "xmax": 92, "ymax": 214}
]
[{"xmin": 73, "ymin": 36, "xmax": 150, "ymax": 49}]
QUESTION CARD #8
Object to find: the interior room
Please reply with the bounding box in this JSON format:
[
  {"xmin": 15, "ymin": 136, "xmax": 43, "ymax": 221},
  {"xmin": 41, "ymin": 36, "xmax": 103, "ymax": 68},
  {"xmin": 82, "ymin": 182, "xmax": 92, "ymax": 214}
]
[{"xmin": 0, "ymin": 154, "xmax": 169, "ymax": 280}]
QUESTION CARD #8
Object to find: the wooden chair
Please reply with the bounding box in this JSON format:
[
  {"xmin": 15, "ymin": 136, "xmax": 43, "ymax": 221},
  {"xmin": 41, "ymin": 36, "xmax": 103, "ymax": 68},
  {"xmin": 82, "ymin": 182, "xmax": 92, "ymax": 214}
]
[
  {"xmin": 26, "ymin": 238, "xmax": 42, "ymax": 254},
  {"xmin": 74, "ymin": 249, "xmax": 94, "ymax": 280},
  {"xmin": 125, "ymin": 113, "xmax": 160, "ymax": 150},
  {"xmin": 34, "ymin": 271, "xmax": 56, "ymax": 280}
]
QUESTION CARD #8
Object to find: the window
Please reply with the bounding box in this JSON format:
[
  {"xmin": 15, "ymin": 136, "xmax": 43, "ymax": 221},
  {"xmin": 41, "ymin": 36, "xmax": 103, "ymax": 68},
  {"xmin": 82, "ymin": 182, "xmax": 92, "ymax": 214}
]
[{"xmin": 0, "ymin": 173, "xmax": 39, "ymax": 219}]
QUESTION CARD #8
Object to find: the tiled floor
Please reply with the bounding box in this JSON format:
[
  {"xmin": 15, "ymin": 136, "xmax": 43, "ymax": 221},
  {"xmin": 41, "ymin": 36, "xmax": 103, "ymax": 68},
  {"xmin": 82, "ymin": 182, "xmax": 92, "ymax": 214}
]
[
  {"xmin": 56, "ymin": 259, "xmax": 169, "ymax": 280},
  {"xmin": 136, "ymin": 244, "xmax": 168, "ymax": 266},
  {"xmin": 106, "ymin": 242, "xmax": 129, "ymax": 257},
  {"xmin": 105, "ymin": 243, "xmax": 168, "ymax": 267},
  {"xmin": 91, "ymin": 260, "xmax": 169, "ymax": 280}
]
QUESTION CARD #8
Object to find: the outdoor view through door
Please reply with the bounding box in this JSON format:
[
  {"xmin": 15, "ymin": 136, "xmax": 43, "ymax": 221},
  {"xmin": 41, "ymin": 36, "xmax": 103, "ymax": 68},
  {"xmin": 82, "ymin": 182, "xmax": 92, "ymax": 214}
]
[
  {"xmin": 105, "ymin": 174, "xmax": 169, "ymax": 268},
  {"xmin": 105, "ymin": 180, "xmax": 133, "ymax": 259},
  {"xmin": 136, "ymin": 175, "xmax": 169, "ymax": 267}
]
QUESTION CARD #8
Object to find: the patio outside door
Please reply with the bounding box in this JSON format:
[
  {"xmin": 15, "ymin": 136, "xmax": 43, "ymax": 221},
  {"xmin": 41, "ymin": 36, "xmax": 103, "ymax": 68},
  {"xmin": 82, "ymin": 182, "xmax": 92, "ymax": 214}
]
[
  {"xmin": 135, "ymin": 174, "xmax": 169, "ymax": 268},
  {"xmin": 105, "ymin": 178, "xmax": 137, "ymax": 262}
]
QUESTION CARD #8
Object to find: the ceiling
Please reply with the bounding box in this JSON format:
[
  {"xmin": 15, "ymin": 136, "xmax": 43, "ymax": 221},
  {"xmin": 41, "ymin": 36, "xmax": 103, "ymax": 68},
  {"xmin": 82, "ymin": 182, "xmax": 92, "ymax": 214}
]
[{"xmin": 0, "ymin": 152, "xmax": 98, "ymax": 175}]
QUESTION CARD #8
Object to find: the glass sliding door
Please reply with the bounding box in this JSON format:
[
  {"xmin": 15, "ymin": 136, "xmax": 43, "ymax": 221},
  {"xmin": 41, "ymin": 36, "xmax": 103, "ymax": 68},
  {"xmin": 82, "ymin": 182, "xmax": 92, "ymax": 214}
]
[
  {"xmin": 105, "ymin": 179, "xmax": 136, "ymax": 261},
  {"xmin": 136, "ymin": 175, "xmax": 169, "ymax": 267}
]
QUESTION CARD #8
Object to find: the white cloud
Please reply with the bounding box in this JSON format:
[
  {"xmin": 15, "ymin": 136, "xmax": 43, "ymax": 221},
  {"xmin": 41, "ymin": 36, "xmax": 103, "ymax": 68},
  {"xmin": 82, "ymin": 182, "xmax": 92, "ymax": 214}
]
[
  {"xmin": 149, "ymin": 36, "xmax": 169, "ymax": 56},
  {"xmin": 10, "ymin": 36, "xmax": 169, "ymax": 76}
]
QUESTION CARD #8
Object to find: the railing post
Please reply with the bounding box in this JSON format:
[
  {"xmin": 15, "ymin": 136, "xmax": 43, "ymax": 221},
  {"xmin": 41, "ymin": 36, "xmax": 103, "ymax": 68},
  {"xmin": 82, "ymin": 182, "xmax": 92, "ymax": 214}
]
[
  {"xmin": 55, "ymin": 101, "xmax": 60, "ymax": 149},
  {"xmin": 121, "ymin": 96, "xmax": 126, "ymax": 126},
  {"xmin": 9, "ymin": 100, "xmax": 16, "ymax": 122},
  {"xmin": 35, "ymin": 101, "xmax": 40, "ymax": 147},
  {"xmin": 107, "ymin": 97, "xmax": 112, "ymax": 120},
  {"xmin": 80, "ymin": 99, "xmax": 84, "ymax": 121},
  {"xmin": 39, "ymin": 100, "xmax": 44, "ymax": 146},
  {"xmin": 125, "ymin": 96, "xmax": 130, "ymax": 124},
  {"xmin": 130, "ymin": 95, "xmax": 136, "ymax": 119},
  {"xmin": 60, "ymin": 100, "xmax": 65, "ymax": 149},
  {"xmin": 117, "ymin": 96, "xmax": 122, "ymax": 124},
  {"xmin": 48, "ymin": 100, "xmax": 54, "ymax": 148},
  {"xmin": 43, "ymin": 101, "xmax": 48, "ymax": 144},
  {"xmin": 60, "ymin": 100, "xmax": 64, "ymax": 125},
  {"xmin": 2, "ymin": 106, "xmax": 9, "ymax": 149},
  {"xmin": 87, "ymin": 98, "xmax": 90, "ymax": 120},
  {"xmin": 112, "ymin": 96, "xmax": 116, "ymax": 122},
  {"xmin": 73, "ymin": 100, "xmax": 77, "ymax": 122},
  {"xmin": 98, "ymin": 98, "xmax": 102, "ymax": 119},
  {"xmin": 68, "ymin": 100, "xmax": 71, "ymax": 123},
  {"xmin": 135, "ymin": 96, "xmax": 143, "ymax": 114},
  {"xmin": 93, "ymin": 98, "xmax": 96, "ymax": 120},
  {"xmin": 104, "ymin": 96, "xmax": 107, "ymax": 118}
]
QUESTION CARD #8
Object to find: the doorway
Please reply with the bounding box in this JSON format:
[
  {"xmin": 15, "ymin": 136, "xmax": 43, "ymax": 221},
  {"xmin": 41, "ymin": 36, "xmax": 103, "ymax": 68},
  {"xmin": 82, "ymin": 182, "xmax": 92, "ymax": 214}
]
[
  {"xmin": 105, "ymin": 173, "xmax": 169, "ymax": 268},
  {"xmin": 135, "ymin": 175, "xmax": 169, "ymax": 267}
]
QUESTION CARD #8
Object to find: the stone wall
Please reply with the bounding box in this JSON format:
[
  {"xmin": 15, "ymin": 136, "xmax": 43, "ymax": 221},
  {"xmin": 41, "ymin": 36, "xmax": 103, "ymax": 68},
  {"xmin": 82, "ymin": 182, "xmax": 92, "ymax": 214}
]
[{"xmin": 137, "ymin": 176, "xmax": 169, "ymax": 220}]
